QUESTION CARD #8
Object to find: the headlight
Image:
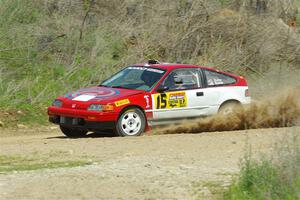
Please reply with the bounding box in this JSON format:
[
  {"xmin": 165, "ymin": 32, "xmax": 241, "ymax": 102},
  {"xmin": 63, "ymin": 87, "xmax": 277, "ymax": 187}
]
[
  {"xmin": 52, "ymin": 99, "xmax": 62, "ymax": 107},
  {"xmin": 88, "ymin": 104, "xmax": 114, "ymax": 112},
  {"xmin": 88, "ymin": 104, "xmax": 103, "ymax": 111}
]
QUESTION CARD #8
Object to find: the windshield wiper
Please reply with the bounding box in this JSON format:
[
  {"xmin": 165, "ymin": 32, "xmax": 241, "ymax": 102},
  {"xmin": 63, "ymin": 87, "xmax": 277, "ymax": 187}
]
[
  {"xmin": 98, "ymin": 84, "xmax": 109, "ymax": 87},
  {"xmin": 111, "ymin": 85, "xmax": 128, "ymax": 89},
  {"xmin": 99, "ymin": 85, "xmax": 129, "ymax": 89}
]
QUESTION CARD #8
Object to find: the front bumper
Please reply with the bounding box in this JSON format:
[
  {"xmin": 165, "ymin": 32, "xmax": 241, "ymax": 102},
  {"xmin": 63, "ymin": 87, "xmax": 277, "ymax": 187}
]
[
  {"xmin": 48, "ymin": 106, "xmax": 118, "ymax": 131},
  {"xmin": 49, "ymin": 116, "xmax": 115, "ymax": 131}
]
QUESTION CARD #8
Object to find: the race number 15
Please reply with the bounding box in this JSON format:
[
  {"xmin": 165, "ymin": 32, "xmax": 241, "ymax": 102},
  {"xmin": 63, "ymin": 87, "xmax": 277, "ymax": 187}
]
[{"xmin": 156, "ymin": 93, "xmax": 167, "ymax": 109}]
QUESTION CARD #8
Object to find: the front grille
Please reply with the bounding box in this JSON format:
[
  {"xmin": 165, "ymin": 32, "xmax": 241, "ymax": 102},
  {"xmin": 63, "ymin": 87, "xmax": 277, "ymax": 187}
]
[{"xmin": 59, "ymin": 116, "xmax": 85, "ymax": 126}]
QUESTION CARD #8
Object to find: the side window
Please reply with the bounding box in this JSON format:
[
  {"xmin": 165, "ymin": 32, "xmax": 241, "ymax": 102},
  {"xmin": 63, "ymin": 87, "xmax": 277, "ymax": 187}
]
[
  {"xmin": 204, "ymin": 70, "xmax": 236, "ymax": 86},
  {"xmin": 160, "ymin": 68, "xmax": 202, "ymax": 91}
]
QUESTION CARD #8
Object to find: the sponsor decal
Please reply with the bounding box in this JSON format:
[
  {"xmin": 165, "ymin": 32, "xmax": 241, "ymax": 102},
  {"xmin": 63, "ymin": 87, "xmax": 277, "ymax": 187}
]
[
  {"xmin": 153, "ymin": 91, "xmax": 187, "ymax": 109},
  {"xmin": 146, "ymin": 68, "xmax": 165, "ymax": 73},
  {"xmin": 128, "ymin": 67, "xmax": 164, "ymax": 74},
  {"xmin": 115, "ymin": 99, "xmax": 130, "ymax": 107},
  {"xmin": 144, "ymin": 95, "xmax": 151, "ymax": 108}
]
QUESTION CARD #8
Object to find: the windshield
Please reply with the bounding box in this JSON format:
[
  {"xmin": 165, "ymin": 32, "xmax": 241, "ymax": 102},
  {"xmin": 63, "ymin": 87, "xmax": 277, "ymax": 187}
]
[{"xmin": 100, "ymin": 66, "xmax": 166, "ymax": 91}]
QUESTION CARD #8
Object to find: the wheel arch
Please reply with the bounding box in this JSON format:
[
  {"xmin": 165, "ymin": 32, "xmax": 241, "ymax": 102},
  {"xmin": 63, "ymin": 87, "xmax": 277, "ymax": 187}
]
[
  {"xmin": 118, "ymin": 105, "xmax": 146, "ymax": 119},
  {"xmin": 116, "ymin": 105, "xmax": 147, "ymax": 136},
  {"xmin": 218, "ymin": 99, "xmax": 241, "ymax": 112}
]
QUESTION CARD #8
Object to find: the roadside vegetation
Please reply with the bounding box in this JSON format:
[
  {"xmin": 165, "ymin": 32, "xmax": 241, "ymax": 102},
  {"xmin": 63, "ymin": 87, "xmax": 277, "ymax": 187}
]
[
  {"xmin": 0, "ymin": 154, "xmax": 92, "ymax": 173},
  {"xmin": 190, "ymin": 133, "xmax": 300, "ymax": 199},
  {"xmin": 224, "ymin": 134, "xmax": 300, "ymax": 200},
  {"xmin": 0, "ymin": 0, "xmax": 300, "ymax": 127}
]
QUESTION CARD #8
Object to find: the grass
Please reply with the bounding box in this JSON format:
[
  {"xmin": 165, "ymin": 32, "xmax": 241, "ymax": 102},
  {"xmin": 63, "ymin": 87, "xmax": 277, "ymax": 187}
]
[
  {"xmin": 0, "ymin": 154, "xmax": 92, "ymax": 173},
  {"xmin": 224, "ymin": 136, "xmax": 300, "ymax": 200},
  {"xmin": 192, "ymin": 180, "xmax": 225, "ymax": 200},
  {"xmin": 0, "ymin": 0, "xmax": 126, "ymax": 127},
  {"xmin": 191, "ymin": 133, "xmax": 300, "ymax": 199}
]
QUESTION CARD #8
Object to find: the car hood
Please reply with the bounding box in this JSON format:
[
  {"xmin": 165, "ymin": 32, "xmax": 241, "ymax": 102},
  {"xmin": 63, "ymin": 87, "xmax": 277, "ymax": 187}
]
[{"xmin": 64, "ymin": 86, "xmax": 144, "ymax": 103}]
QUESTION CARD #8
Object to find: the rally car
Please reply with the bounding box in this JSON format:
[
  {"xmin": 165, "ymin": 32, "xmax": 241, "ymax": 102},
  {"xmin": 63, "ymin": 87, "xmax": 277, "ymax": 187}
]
[{"xmin": 48, "ymin": 60, "xmax": 251, "ymax": 137}]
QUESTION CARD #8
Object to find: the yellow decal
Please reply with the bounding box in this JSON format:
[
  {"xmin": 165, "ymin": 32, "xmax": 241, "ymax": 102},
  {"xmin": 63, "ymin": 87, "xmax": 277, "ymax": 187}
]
[
  {"xmin": 153, "ymin": 91, "xmax": 187, "ymax": 109},
  {"xmin": 115, "ymin": 99, "xmax": 130, "ymax": 107}
]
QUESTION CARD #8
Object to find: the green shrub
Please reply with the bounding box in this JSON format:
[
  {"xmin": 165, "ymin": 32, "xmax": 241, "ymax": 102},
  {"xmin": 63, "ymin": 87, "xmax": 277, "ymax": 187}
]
[{"xmin": 225, "ymin": 137, "xmax": 300, "ymax": 200}]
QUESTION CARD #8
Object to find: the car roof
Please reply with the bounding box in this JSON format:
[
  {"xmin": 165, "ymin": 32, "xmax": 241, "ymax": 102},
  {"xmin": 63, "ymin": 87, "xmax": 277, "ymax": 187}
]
[
  {"xmin": 132, "ymin": 62, "xmax": 218, "ymax": 72},
  {"xmin": 131, "ymin": 62, "xmax": 240, "ymax": 78}
]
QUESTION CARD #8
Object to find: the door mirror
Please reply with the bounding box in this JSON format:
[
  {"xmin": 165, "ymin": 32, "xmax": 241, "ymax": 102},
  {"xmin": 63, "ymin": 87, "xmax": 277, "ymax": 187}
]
[{"xmin": 156, "ymin": 86, "xmax": 169, "ymax": 93}]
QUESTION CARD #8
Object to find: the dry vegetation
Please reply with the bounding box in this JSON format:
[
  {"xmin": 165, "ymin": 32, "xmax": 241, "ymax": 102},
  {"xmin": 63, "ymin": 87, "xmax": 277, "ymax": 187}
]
[{"xmin": 0, "ymin": 0, "xmax": 300, "ymax": 126}]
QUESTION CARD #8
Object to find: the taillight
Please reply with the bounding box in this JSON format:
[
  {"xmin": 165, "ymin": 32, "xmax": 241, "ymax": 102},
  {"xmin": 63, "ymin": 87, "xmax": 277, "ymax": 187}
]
[{"xmin": 245, "ymin": 89, "xmax": 250, "ymax": 97}]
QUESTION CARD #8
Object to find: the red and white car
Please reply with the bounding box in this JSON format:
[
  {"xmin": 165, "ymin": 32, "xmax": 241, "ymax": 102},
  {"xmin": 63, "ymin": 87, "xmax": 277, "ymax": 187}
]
[{"xmin": 48, "ymin": 60, "xmax": 251, "ymax": 137}]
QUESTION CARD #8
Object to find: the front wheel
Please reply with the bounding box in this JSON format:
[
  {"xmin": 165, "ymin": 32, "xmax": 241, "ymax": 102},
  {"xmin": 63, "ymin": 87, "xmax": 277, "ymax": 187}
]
[
  {"xmin": 60, "ymin": 126, "xmax": 88, "ymax": 138},
  {"xmin": 116, "ymin": 108, "xmax": 146, "ymax": 136}
]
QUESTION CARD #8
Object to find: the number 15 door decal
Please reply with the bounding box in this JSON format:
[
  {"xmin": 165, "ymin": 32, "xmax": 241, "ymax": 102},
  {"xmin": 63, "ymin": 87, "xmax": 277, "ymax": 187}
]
[{"xmin": 152, "ymin": 91, "xmax": 188, "ymax": 109}]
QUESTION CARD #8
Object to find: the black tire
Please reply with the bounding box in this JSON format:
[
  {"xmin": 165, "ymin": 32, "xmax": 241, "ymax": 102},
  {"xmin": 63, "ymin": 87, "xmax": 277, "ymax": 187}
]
[
  {"xmin": 218, "ymin": 101, "xmax": 242, "ymax": 115},
  {"xmin": 115, "ymin": 107, "xmax": 146, "ymax": 137},
  {"xmin": 60, "ymin": 126, "xmax": 88, "ymax": 138}
]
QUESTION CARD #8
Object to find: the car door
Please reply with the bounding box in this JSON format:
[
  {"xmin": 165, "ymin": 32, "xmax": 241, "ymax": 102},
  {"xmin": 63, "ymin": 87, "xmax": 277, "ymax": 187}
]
[{"xmin": 151, "ymin": 68, "xmax": 212, "ymax": 122}]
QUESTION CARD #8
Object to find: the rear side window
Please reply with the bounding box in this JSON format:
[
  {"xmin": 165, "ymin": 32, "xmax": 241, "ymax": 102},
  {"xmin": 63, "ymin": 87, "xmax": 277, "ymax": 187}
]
[{"xmin": 204, "ymin": 70, "xmax": 236, "ymax": 86}]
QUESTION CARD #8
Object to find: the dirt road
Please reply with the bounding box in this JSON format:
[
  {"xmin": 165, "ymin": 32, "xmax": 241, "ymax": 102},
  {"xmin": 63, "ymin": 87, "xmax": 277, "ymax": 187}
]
[{"xmin": 0, "ymin": 126, "xmax": 299, "ymax": 200}]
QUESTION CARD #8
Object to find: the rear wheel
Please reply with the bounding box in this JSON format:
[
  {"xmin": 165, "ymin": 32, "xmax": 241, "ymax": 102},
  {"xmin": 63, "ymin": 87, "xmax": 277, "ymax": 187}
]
[
  {"xmin": 219, "ymin": 101, "xmax": 242, "ymax": 115},
  {"xmin": 116, "ymin": 107, "xmax": 146, "ymax": 136},
  {"xmin": 60, "ymin": 126, "xmax": 88, "ymax": 138}
]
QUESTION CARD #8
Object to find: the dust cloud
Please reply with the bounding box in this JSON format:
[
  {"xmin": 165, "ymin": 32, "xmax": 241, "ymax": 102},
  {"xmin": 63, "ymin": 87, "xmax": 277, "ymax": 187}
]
[{"xmin": 152, "ymin": 88, "xmax": 300, "ymax": 135}]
